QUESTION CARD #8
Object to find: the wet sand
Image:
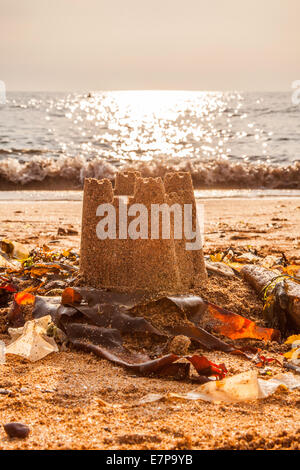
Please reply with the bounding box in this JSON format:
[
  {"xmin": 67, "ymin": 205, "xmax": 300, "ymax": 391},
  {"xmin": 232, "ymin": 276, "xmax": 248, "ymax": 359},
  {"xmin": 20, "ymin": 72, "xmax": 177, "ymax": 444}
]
[{"xmin": 0, "ymin": 196, "xmax": 300, "ymax": 450}]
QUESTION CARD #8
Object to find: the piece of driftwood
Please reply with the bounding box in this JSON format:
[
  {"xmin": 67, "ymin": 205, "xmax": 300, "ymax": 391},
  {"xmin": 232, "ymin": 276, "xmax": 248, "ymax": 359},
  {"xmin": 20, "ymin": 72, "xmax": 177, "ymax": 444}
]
[{"xmin": 241, "ymin": 265, "xmax": 300, "ymax": 332}]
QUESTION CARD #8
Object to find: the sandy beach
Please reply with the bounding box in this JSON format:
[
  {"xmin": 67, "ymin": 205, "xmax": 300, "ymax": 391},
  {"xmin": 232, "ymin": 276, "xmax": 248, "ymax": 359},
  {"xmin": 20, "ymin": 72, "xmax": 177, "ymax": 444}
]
[
  {"xmin": 0, "ymin": 195, "xmax": 299, "ymax": 257},
  {"xmin": 2, "ymin": 0, "xmax": 300, "ymax": 455},
  {"xmin": 0, "ymin": 195, "xmax": 299, "ymax": 450}
]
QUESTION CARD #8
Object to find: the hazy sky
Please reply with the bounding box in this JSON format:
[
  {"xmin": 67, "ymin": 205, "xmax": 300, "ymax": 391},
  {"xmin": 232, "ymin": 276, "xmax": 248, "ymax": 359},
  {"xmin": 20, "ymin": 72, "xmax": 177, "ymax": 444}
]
[{"xmin": 1, "ymin": 0, "xmax": 299, "ymax": 91}]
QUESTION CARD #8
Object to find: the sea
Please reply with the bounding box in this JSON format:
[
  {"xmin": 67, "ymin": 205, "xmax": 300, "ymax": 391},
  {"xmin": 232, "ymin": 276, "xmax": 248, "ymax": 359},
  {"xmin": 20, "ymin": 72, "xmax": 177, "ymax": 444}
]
[{"xmin": 0, "ymin": 91, "xmax": 299, "ymax": 199}]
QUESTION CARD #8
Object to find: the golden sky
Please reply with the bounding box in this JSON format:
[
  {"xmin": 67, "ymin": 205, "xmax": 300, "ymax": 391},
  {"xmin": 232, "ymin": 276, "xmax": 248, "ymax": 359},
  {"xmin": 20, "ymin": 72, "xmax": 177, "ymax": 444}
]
[{"xmin": 1, "ymin": 0, "xmax": 299, "ymax": 91}]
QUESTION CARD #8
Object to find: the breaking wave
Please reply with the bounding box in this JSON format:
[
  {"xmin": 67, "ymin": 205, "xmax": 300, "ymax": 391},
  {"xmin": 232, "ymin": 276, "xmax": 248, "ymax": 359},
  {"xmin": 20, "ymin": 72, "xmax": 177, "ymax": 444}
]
[{"xmin": 0, "ymin": 155, "xmax": 299, "ymax": 189}]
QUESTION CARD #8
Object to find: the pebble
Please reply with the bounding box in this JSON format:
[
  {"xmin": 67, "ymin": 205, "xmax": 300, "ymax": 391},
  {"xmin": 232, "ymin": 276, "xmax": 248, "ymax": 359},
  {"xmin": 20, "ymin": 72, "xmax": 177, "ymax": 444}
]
[
  {"xmin": 57, "ymin": 226, "xmax": 78, "ymax": 236},
  {"xmin": 168, "ymin": 335, "xmax": 191, "ymax": 355},
  {"xmin": 3, "ymin": 422, "xmax": 30, "ymax": 439}
]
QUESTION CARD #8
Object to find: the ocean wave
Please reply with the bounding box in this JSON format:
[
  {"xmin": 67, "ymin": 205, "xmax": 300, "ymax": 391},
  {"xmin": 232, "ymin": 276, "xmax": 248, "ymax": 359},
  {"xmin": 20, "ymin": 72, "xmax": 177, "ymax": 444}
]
[
  {"xmin": 0, "ymin": 154, "xmax": 299, "ymax": 189},
  {"xmin": 0, "ymin": 148, "xmax": 56, "ymax": 156},
  {"xmin": 258, "ymin": 106, "xmax": 300, "ymax": 116}
]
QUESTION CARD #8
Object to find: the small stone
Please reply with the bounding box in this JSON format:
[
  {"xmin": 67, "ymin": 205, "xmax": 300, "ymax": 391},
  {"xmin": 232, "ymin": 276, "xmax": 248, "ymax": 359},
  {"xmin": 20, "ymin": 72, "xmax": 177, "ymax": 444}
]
[
  {"xmin": 168, "ymin": 335, "xmax": 191, "ymax": 355},
  {"xmin": 57, "ymin": 226, "xmax": 78, "ymax": 236},
  {"xmin": 0, "ymin": 389, "xmax": 11, "ymax": 395},
  {"xmin": 4, "ymin": 422, "xmax": 30, "ymax": 439}
]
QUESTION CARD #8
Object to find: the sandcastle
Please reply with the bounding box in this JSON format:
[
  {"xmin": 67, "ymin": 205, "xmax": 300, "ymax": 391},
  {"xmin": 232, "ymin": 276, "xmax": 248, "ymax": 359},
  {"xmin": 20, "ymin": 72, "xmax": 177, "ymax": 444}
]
[{"xmin": 80, "ymin": 170, "xmax": 207, "ymax": 293}]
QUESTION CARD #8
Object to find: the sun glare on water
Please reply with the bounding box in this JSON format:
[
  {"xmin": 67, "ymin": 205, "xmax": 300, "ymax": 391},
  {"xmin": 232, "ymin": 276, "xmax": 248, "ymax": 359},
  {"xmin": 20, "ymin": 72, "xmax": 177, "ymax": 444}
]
[
  {"xmin": 53, "ymin": 89, "xmax": 272, "ymax": 167},
  {"xmin": 63, "ymin": 90, "xmax": 237, "ymax": 162}
]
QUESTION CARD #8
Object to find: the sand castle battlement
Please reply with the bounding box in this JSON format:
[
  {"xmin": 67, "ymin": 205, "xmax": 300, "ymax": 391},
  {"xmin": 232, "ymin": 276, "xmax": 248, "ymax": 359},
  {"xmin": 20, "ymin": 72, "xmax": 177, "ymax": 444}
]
[
  {"xmin": 114, "ymin": 170, "xmax": 141, "ymax": 195},
  {"xmin": 80, "ymin": 171, "xmax": 207, "ymax": 293}
]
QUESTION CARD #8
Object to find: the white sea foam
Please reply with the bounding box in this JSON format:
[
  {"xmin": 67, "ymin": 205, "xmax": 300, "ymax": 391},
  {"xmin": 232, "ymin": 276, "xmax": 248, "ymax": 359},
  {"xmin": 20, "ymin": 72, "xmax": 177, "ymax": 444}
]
[{"xmin": 0, "ymin": 154, "xmax": 299, "ymax": 189}]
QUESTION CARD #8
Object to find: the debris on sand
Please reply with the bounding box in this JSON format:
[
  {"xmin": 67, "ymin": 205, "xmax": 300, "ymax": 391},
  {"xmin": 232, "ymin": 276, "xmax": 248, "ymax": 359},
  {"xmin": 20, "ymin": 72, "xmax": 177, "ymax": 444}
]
[
  {"xmin": 0, "ymin": 238, "xmax": 299, "ymax": 391},
  {"xmin": 207, "ymin": 248, "xmax": 300, "ymax": 334},
  {"xmin": 3, "ymin": 422, "xmax": 30, "ymax": 439},
  {"xmin": 283, "ymin": 334, "xmax": 300, "ymax": 373},
  {"xmin": 1, "ymin": 239, "xmax": 29, "ymax": 261},
  {"xmin": 168, "ymin": 335, "xmax": 191, "ymax": 355},
  {"xmin": 0, "ymin": 254, "xmax": 15, "ymax": 269},
  {"xmin": 57, "ymin": 226, "xmax": 79, "ymax": 236},
  {"xmin": 241, "ymin": 265, "xmax": 300, "ymax": 331},
  {"xmin": 205, "ymin": 261, "xmax": 235, "ymax": 278},
  {"xmin": 137, "ymin": 371, "xmax": 300, "ymax": 404},
  {"xmin": 10, "ymin": 285, "xmax": 277, "ymax": 379},
  {"xmin": 6, "ymin": 315, "xmax": 59, "ymax": 362}
]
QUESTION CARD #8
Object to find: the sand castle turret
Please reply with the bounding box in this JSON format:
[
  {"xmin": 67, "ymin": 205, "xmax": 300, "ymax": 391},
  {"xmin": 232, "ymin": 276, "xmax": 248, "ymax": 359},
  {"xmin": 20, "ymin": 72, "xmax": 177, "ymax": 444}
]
[
  {"xmin": 80, "ymin": 171, "xmax": 207, "ymax": 293},
  {"xmin": 164, "ymin": 172, "xmax": 207, "ymax": 289},
  {"xmin": 114, "ymin": 170, "xmax": 141, "ymax": 195}
]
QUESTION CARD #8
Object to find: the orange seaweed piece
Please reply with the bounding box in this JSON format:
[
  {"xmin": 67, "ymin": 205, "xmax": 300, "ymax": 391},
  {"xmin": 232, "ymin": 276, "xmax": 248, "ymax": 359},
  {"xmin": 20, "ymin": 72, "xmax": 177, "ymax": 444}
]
[
  {"xmin": 30, "ymin": 263, "xmax": 61, "ymax": 277},
  {"xmin": 61, "ymin": 287, "xmax": 82, "ymax": 305},
  {"xmin": 187, "ymin": 355, "xmax": 227, "ymax": 379},
  {"xmin": 207, "ymin": 303, "xmax": 280, "ymax": 342},
  {"xmin": 14, "ymin": 291, "xmax": 35, "ymax": 306},
  {"xmin": 0, "ymin": 276, "xmax": 16, "ymax": 293}
]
